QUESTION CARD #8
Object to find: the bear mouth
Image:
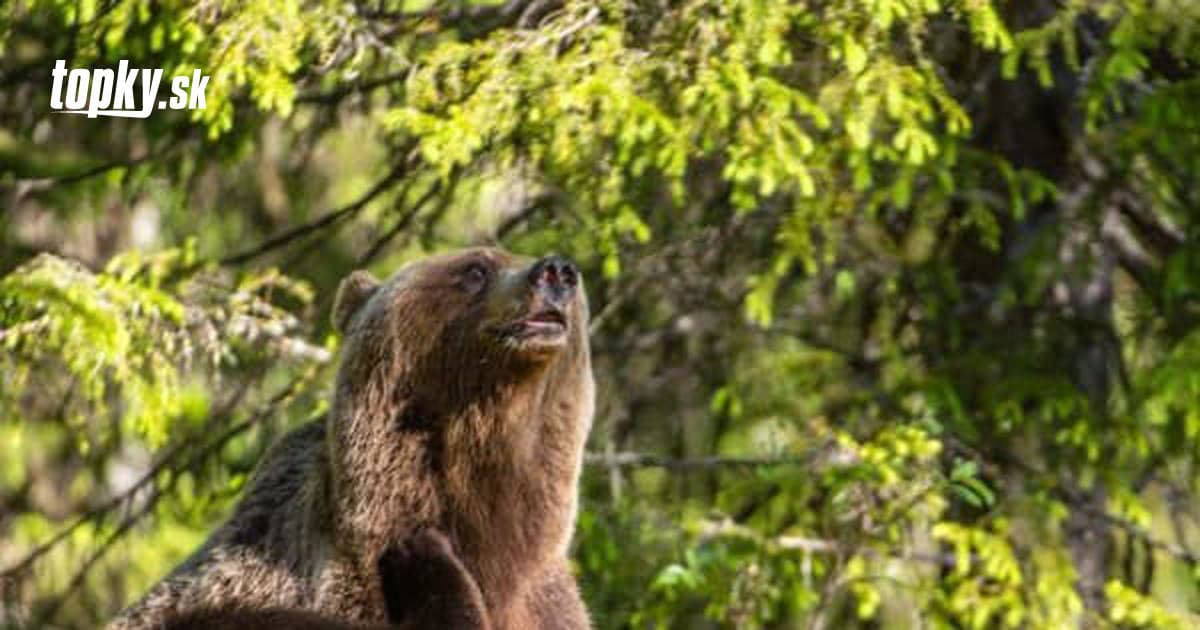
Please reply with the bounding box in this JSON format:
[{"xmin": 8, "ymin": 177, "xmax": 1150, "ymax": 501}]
[
  {"xmin": 493, "ymin": 307, "xmax": 570, "ymax": 354},
  {"xmin": 518, "ymin": 308, "xmax": 568, "ymax": 337}
]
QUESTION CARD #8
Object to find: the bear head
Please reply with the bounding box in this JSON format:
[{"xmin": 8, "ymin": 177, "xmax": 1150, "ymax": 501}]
[
  {"xmin": 324, "ymin": 247, "xmax": 594, "ymax": 560},
  {"xmin": 331, "ymin": 247, "xmax": 590, "ymax": 391}
]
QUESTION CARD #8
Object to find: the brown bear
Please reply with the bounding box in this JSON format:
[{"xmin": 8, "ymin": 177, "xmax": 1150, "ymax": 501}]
[
  {"xmin": 163, "ymin": 529, "xmax": 490, "ymax": 629},
  {"xmin": 111, "ymin": 248, "xmax": 594, "ymax": 629}
]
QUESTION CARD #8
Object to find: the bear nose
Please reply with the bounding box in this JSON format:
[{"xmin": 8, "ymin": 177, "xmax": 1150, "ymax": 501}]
[{"xmin": 529, "ymin": 255, "xmax": 578, "ymax": 300}]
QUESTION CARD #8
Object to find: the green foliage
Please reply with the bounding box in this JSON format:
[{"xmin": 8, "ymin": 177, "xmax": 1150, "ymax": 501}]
[
  {"xmin": 0, "ymin": 249, "xmax": 322, "ymax": 446},
  {"xmin": 1107, "ymin": 580, "xmax": 1192, "ymax": 630},
  {"xmin": 1, "ymin": 251, "xmax": 192, "ymax": 447}
]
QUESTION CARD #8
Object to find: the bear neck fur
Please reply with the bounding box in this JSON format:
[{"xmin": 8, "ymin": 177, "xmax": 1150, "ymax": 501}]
[{"xmin": 324, "ymin": 319, "xmax": 593, "ymax": 615}]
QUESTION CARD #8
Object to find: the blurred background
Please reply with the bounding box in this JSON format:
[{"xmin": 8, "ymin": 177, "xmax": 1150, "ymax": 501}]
[{"xmin": 2, "ymin": 1, "xmax": 1199, "ymax": 628}]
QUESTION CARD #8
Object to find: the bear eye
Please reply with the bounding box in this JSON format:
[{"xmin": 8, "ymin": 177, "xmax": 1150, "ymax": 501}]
[{"xmin": 461, "ymin": 262, "xmax": 491, "ymax": 293}]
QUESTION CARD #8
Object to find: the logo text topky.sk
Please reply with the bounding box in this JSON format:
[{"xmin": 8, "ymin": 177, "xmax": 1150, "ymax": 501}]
[{"xmin": 50, "ymin": 60, "xmax": 210, "ymax": 118}]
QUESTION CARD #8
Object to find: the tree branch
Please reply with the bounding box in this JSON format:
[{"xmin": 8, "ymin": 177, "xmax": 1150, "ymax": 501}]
[
  {"xmin": 360, "ymin": 0, "xmax": 562, "ymax": 40},
  {"xmin": 295, "ymin": 70, "xmax": 409, "ymax": 105},
  {"xmin": 219, "ymin": 155, "xmax": 415, "ymax": 267},
  {"xmin": 0, "ymin": 370, "xmax": 316, "ymax": 590},
  {"xmin": 354, "ymin": 171, "xmax": 462, "ymax": 269},
  {"xmin": 584, "ymin": 451, "xmax": 819, "ymax": 471}
]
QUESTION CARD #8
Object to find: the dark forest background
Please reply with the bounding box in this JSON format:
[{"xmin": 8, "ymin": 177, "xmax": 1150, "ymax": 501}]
[{"xmin": 2, "ymin": 1, "xmax": 1200, "ymax": 628}]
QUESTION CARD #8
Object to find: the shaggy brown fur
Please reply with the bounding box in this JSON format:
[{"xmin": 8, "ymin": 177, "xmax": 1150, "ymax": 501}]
[
  {"xmin": 112, "ymin": 248, "xmax": 594, "ymax": 629},
  {"xmin": 163, "ymin": 529, "xmax": 489, "ymax": 629},
  {"xmin": 165, "ymin": 608, "xmax": 384, "ymax": 630}
]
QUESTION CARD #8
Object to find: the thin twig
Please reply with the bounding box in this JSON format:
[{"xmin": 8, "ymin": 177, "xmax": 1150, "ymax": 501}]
[
  {"xmin": 355, "ymin": 178, "xmax": 448, "ymax": 268},
  {"xmin": 583, "ymin": 451, "xmax": 817, "ymax": 470},
  {"xmin": 33, "ymin": 486, "xmax": 162, "ymax": 624},
  {"xmin": 493, "ymin": 191, "xmax": 559, "ymax": 240},
  {"xmin": 0, "ymin": 371, "xmax": 311, "ymax": 584},
  {"xmin": 28, "ymin": 370, "xmax": 318, "ymax": 625},
  {"xmin": 219, "ymin": 157, "xmax": 414, "ymax": 267},
  {"xmin": 296, "ymin": 70, "xmax": 409, "ymax": 104}
]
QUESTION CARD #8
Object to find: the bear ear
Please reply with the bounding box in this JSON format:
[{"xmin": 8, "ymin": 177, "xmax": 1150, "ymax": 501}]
[{"xmin": 332, "ymin": 270, "xmax": 380, "ymax": 333}]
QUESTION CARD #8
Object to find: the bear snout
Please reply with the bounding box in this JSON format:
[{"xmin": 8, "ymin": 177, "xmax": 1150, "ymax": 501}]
[{"xmin": 527, "ymin": 255, "xmax": 579, "ymax": 305}]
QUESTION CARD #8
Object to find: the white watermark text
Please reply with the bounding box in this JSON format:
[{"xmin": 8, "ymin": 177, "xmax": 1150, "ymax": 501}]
[{"xmin": 50, "ymin": 60, "xmax": 209, "ymax": 119}]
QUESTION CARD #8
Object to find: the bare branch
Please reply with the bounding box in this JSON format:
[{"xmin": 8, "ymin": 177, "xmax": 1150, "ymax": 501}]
[
  {"xmin": 296, "ymin": 70, "xmax": 409, "ymax": 105},
  {"xmin": 219, "ymin": 155, "xmax": 415, "ymax": 267},
  {"xmin": 698, "ymin": 518, "xmax": 959, "ymax": 568},
  {"xmin": 355, "ymin": 174, "xmax": 455, "ymax": 268},
  {"xmin": 360, "ymin": 0, "xmax": 562, "ymax": 40},
  {"xmin": 584, "ymin": 451, "xmax": 818, "ymax": 471},
  {"xmin": 0, "ymin": 370, "xmax": 316, "ymax": 587}
]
